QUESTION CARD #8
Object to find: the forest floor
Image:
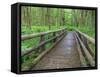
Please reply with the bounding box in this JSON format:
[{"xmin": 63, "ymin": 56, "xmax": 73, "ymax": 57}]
[{"xmin": 32, "ymin": 32, "xmax": 81, "ymax": 70}]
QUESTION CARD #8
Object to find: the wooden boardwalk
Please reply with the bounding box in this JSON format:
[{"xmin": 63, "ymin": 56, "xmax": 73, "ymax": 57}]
[{"xmin": 32, "ymin": 32, "xmax": 81, "ymax": 70}]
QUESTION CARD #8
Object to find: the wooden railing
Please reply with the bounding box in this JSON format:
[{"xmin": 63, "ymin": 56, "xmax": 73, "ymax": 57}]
[
  {"xmin": 75, "ymin": 29, "xmax": 95, "ymax": 67},
  {"xmin": 21, "ymin": 28, "xmax": 67, "ymax": 57}
]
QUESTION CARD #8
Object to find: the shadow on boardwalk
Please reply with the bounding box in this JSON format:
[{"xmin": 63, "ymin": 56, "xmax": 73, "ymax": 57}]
[{"xmin": 32, "ymin": 32, "xmax": 81, "ymax": 70}]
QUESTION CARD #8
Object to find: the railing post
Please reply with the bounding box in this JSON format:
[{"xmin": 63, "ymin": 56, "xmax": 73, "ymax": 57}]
[
  {"xmin": 77, "ymin": 32, "xmax": 82, "ymax": 40},
  {"xmin": 61, "ymin": 29, "xmax": 64, "ymax": 37},
  {"xmin": 39, "ymin": 35, "xmax": 45, "ymax": 52},
  {"xmin": 63, "ymin": 29, "xmax": 65, "ymax": 35},
  {"xmin": 58, "ymin": 31, "xmax": 60, "ymax": 39},
  {"xmin": 53, "ymin": 32, "xmax": 56, "ymax": 42}
]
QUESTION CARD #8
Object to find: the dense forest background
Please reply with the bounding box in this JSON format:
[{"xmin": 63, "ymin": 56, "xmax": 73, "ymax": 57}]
[
  {"xmin": 21, "ymin": 6, "xmax": 95, "ymax": 36},
  {"xmin": 21, "ymin": 6, "xmax": 95, "ymax": 69}
]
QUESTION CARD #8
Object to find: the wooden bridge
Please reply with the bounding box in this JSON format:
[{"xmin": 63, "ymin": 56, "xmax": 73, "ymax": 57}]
[{"xmin": 21, "ymin": 28, "xmax": 95, "ymax": 71}]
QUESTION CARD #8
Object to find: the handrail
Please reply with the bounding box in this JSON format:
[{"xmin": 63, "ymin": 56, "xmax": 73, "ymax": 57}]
[
  {"xmin": 75, "ymin": 29, "xmax": 95, "ymax": 44},
  {"xmin": 22, "ymin": 32, "xmax": 64, "ymax": 56},
  {"xmin": 74, "ymin": 29, "xmax": 95, "ymax": 66},
  {"xmin": 21, "ymin": 28, "xmax": 67, "ymax": 57},
  {"xmin": 22, "ymin": 28, "xmax": 66, "ymax": 41},
  {"xmin": 75, "ymin": 32, "xmax": 95, "ymax": 66}
]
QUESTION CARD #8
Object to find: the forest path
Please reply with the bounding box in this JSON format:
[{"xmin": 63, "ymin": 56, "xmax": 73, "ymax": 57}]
[{"xmin": 32, "ymin": 32, "xmax": 81, "ymax": 70}]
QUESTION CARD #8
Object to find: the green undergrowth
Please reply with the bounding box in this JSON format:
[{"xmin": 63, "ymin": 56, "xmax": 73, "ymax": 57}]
[
  {"xmin": 21, "ymin": 52, "xmax": 39, "ymax": 70},
  {"xmin": 77, "ymin": 26, "xmax": 95, "ymax": 38},
  {"xmin": 66, "ymin": 25, "xmax": 95, "ymax": 38}
]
